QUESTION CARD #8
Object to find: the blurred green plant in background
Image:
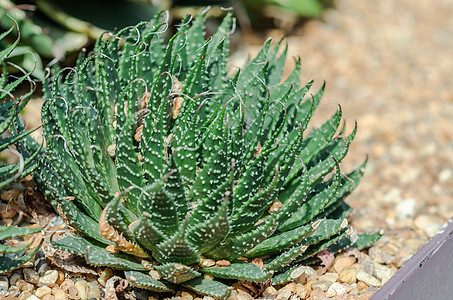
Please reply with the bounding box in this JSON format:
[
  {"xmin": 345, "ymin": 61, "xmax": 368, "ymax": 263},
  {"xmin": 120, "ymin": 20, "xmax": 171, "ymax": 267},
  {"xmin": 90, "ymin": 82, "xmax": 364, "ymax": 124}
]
[{"xmin": 1, "ymin": 0, "xmax": 331, "ymax": 80}]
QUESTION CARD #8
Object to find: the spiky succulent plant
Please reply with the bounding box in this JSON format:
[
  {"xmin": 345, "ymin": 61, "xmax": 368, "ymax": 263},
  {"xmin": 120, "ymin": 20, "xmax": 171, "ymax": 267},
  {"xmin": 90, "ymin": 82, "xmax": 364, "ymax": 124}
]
[
  {"xmin": 1, "ymin": 19, "xmax": 42, "ymax": 190},
  {"xmin": 0, "ymin": 225, "xmax": 42, "ymax": 273},
  {"xmin": 1, "ymin": 20, "xmax": 42, "ymax": 273},
  {"xmin": 36, "ymin": 11, "xmax": 379, "ymax": 298}
]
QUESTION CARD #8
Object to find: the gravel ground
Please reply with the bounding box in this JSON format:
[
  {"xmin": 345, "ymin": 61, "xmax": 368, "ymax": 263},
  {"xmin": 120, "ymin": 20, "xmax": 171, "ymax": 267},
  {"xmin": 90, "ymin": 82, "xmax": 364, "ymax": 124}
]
[{"xmin": 2, "ymin": 0, "xmax": 453, "ymax": 299}]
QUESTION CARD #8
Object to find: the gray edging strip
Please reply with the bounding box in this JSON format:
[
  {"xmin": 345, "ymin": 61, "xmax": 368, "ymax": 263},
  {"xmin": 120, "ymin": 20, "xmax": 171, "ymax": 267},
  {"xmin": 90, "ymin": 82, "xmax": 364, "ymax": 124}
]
[{"xmin": 371, "ymin": 217, "xmax": 453, "ymax": 300}]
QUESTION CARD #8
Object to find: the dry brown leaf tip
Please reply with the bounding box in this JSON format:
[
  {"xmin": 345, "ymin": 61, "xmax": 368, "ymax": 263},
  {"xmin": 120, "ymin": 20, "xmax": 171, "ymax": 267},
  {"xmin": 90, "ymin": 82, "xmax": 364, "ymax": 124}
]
[
  {"xmin": 172, "ymin": 97, "xmax": 184, "ymax": 119},
  {"xmin": 99, "ymin": 205, "xmax": 148, "ymax": 258}
]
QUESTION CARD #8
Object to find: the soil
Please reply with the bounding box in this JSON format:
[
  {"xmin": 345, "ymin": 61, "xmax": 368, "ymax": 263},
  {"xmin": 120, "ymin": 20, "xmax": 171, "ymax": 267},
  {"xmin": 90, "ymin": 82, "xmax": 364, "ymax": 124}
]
[{"xmin": 2, "ymin": 0, "xmax": 453, "ymax": 299}]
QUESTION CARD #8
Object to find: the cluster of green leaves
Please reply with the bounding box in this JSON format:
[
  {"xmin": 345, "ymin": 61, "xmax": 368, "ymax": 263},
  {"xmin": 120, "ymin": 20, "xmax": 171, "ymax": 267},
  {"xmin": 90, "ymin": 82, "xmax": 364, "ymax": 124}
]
[
  {"xmin": 0, "ymin": 0, "xmax": 166, "ymax": 80},
  {"xmin": 0, "ymin": 226, "xmax": 42, "ymax": 273},
  {"xmin": 0, "ymin": 20, "xmax": 41, "ymax": 190},
  {"xmin": 0, "ymin": 20, "xmax": 42, "ymax": 274},
  {"xmin": 36, "ymin": 11, "xmax": 379, "ymax": 299},
  {"xmin": 1, "ymin": 0, "xmax": 332, "ymax": 80},
  {"xmin": 243, "ymin": 0, "xmax": 331, "ymax": 19}
]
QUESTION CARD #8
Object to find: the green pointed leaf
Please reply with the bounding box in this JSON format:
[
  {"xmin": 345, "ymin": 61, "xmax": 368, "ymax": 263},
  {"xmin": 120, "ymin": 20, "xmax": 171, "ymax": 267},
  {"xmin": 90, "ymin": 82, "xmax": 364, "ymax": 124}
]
[
  {"xmin": 0, "ymin": 226, "xmax": 41, "ymax": 240},
  {"xmin": 265, "ymin": 218, "xmax": 347, "ymax": 271},
  {"xmin": 182, "ymin": 277, "xmax": 229, "ymax": 300},
  {"xmin": 229, "ymin": 166, "xmax": 279, "ymax": 235},
  {"xmin": 152, "ymin": 222, "xmax": 199, "ymax": 265},
  {"xmin": 105, "ymin": 196, "xmax": 136, "ymax": 242},
  {"xmin": 0, "ymin": 160, "xmax": 38, "ymax": 190},
  {"xmin": 206, "ymin": 216, "xmax": 277, "ymax": 261},
  {"xmin": 187, "ymin": 197, "xmax": 230, "ymax": 254},
  {"xmin": 125, "ymin": 270, "xmax": 173, "ymax": 292},
  {"xmin": 116, "ymin": 113, "xmax": 146, "ymax": 215},
  {"xmin": 0, "ymin": 243, "xmax": 30, "ymax": 254},
  {"xmin": 299, "ymin": 105, "xmax": 342, "ymax": 164},
  {"xmin": 141, "ymin": 100, "xmax": 166, "ymax": 184},
  {"xmin": 189, "ymin": 130, "xmax": 229, "ymax": 203},
  {"xmin": 232, "ymin": 144, "xmax": 277, "ymax": 211},
  {"xmin": 188, "ymin": 177, "xmax": 233, "ymax": 227},
  {"xmin": 85, "ymin": 246, "xmax": 147, "ymax": 271},
  {"xmin": 0, "ymin": 241, "xmax": 41, "ymax": 274},
  {"xmin": 295, "ymin": 230, "xmax": 350, "ymax": 264},
  {"xmin": 137, "ymin": 180, "xmax": 179, "ymax": 238},
  {"xmin": 354, "ymin": 231, "xmax": 383, "ymax": 250},
  {"xmin": 155, "ymin": 263, "xmax": 201, "ymax": 284},
  {"xmin": 52, "ymin": 235, "xmax": 145, "ymax": 271},
  {"xmin": 0, "ymin": 139, "xmax": 43, "ymax": 181},
  {"xmin": 278, "ymin": 163, "xmax": 342, "ymax": 232},
  {"xmin": 129, "ymin": 214, "xmax": 165, "ymax": 251},
  {"xmin": 245, "ymin": 222, "xmax": 313, "ymax": 258},
  {"xmin": 201, "ymin": 263, "xmax": 271, "ymax": 282}
]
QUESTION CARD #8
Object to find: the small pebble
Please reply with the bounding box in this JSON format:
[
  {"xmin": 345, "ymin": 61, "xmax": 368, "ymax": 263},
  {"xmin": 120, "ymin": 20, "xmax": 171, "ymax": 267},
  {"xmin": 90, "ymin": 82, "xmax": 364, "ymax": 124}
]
[
  {"xmin": 359, "ymin": 262, "xmax": 375, "ymax": 275},
  {"xmin": 0, "ymin": 275, "xmax": 9, "ymax": 291},
  {"xmin": 381, "ymin": 243, "xmax": 399, "ymax": 256},
  {"xmin": 333, "ymin": 256, "xmax": 355, "ymax": 274},
  {"xmin": 310, "ymin": 287, "xmax": 326, "ymax": 298},
  {"xmin": 291, "ymin": 265, "xmax": 317, "ymax": 280},
  {"xmin": 348, "ymin": 283, "xmax": 359, "ymax": 295},
  {"xmin": 60, "ymin": 279, "xmax": 78, "ymax": 297},
  {"xmin": 269, "ymin": 199, "xmax": 282, "ymax": 212},
  {"xmin": 52, "ymin": 285, "xmax": 68, "ymax": 300},
  {"xmin": 18, "ymin": 291, "xmax": 34, "ymax": 300},
  {"xmin": 0, "ymin": 190, "xmax": 16, "ymax": 201},
  {"xmin": 24, "ymin": 268, "xmax": 39, "ymax": 284},
  {"xmin": 275, "ymin": 287, "xmax": 291, "ymax": 299},
  {"xmin": 237, "ymin": 291, "xmax": 254, "ymax": 300},
  {"xmin": 98, "ymin": 268, "xmax": 114, "ymax": 286},
  {"xmin": 294, "ymin": 283, "xmax": 307, "ymax": 298},
  {"xmin": 262, "ymin": 286, "xmax": 277, "ymax": 297},
  {"xmin": 368, "ymin": 246, "xmax": 393, "ymax": 264},
  {"xmin": 199, "ymin": 258, "xmax": 215, "ymax": 268},
  {"xmin": 339, "ymin": 267, "xmax": 358, "ymax": 283},
  {"xmin": 425, "ymin": 223, "xmax": 442, "ymax": 238},
  {"xmin": 311, "ymin": 280, "xmax": 331, "ymax": 292},
  {"xmin": 9, "ymin": 270, "xmax": 23, "ymax": 286},
  {"xmin": 180, "ymin": 291, "xmax": 194, "ymax": 300},
  {"xmin": 374, "ymin": 264, "xmax": 395, "ymax": 281},
  {"xmin": 251, "ymin": 258, "xmax": 264, "ymax": 269},
  {"xmin": 326, "ymin": 282, "xmax": 347, "ymax": 297},
  {"xmin": 396, "ymin": 198, "xmax": 416, "ymax": 221},
  {"xmin": 2, "ymin": 218, "xmax": 13, "ymax": 226},
  {"xmin": 226, "ymin": 290, "xmax": 238, "ymax": 300},
  {"xmin": 16, "ymin": 279, "xmax": 34, "ymax": 293},
  {"xmin": 357, "ymin": 281, "xmax": 368, "ymax": 291},
  {"xmin": 319, "ymin": 272, "xmax": 338, "ymax": 282},
  {"xmin": 34, "ymin": 250, "xmax": 48, "ymax": 275},
  {"xmin": 203, "ymin": 274, "xmax": 214, "ymax": 280},
  {"xmin": 149, "ymin": 270, "xmax": 161, "ymax": 280},
  {"xmin": 0, "ymin": 203, "xmax": 16, "ymax": 219},
  {"xmin": 356, "ymin": 271, "xmax": 381, "ymax": 287},
  {"xmin": 404, "ymin": 238, "xmax": 425, "ymax": 251},
  {"xmin": 35, "ymin": 286, "xmax": 52, "ymax": 298},
  {"xmin": 74, "ymin": 279, "xmax": 88, "ymax": 300},
  {"xmin": 86, "ymin": 281, "xmax": 100, "ymax": 299},
  {"xmin": 38, "ymin": 270, "xmax": 58, "ymax": 287},
  {"xmin": 7, "ymin": 285, "xmax": 21, "ymax": 298},
  {"xmin": 56, "ymin": 271, "xmax": 65, "ymax": 285},
  {"xmin": 397, "ymin": 253, "xmax": 412, "ymax": 268},
  {"xmin": 215, "ymin": 260, "xmax": 231, "ymax": 267}
]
